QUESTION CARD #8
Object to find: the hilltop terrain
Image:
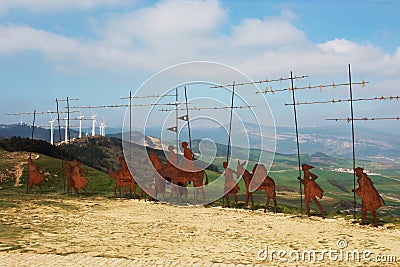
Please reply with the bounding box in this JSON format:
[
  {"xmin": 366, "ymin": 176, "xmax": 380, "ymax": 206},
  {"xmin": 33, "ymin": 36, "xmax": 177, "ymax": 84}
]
[
  {"xmin": 0, "ymin": 137, "xmax": 399, "ymax": 266},
  {"xmin": 0, "ymin": 194, "xmax": 399, "ymax": 266},
  {"xmin": 0, "ymin": 135, "xmax": 399, "ymax": 218}
]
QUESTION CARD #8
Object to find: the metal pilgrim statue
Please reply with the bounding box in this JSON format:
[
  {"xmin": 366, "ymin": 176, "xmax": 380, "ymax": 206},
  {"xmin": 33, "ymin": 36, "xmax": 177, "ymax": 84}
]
[
  {"xmin": 63, "ymin": 159, "xmax": 88, "ymax": 194},
  {"xmin": 167, "ymin": 145, "xmax": 177, "ymax": 167},
  {"xmin": 353, "ymin": 167, "xmax": 385, "ymax": 226},
  {"xmin": 181, "ymin": 141, "xmax": 195, "ymax": 172},
  {"xmin": 71, "ymin": 159, "xmax": 88, "ymax": 194},
  {"xmin": 27, "ymin": 155, "xmax": 44, "ymax": 193},
  {"xmin": 298, "ymin": 164, "xmax": 325, "ymax": 217}
]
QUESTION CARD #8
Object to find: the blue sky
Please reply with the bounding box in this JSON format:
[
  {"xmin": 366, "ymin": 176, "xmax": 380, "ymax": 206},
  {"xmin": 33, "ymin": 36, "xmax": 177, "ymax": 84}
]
[{"xmin": 0, "ymin": 0, "xmax": 399, "ymax": 133}]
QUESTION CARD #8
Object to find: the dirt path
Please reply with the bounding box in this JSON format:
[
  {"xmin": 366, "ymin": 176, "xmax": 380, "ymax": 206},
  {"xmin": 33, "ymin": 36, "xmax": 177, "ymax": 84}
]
[{"xmin": 0, "ymin": 196, "xmax": 399, "ymax": 266}]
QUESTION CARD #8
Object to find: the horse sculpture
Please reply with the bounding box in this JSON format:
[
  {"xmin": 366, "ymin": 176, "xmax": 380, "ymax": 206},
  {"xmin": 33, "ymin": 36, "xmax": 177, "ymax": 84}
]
[
  {"xmin": 236, "ymin": 160, "xmax": 277, "ymax": 213},
  {"xmin": 147, "ymin": 151, "xmax": 167, "ymax": 200},
  {"xmin": 148, "ymin": 151, "xmax": 208, "ymax": 203},
  {"xmin": 109, "ymin": 156, "xmax": 136, "ymax": 198},
  {"xmin": 108, "ymin": 168, "xmax": 135, "ymax": 197},
  {"xmin": 223, "ymin": 161, "xmax": 240, "ymax": 208},
  {"xmin": 27, "ymin": 156, "xmax": 44, "ymax": 193}
]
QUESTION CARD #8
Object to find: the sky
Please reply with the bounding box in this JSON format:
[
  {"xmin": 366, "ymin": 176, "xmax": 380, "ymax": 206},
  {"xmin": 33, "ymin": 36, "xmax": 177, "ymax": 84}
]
[{"xmin": 0, "ymin": 0, "xmax": 399, "ymax": 135}]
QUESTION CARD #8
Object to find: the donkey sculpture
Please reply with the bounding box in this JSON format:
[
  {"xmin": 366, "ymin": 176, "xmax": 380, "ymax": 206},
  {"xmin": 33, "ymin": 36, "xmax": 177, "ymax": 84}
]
[
  {"xmin": 109, "ymin": 156, "xmax": 136, "ymax": 198},
  {"xmin": 236, "ymin": 160, "xmax": 277, "ymax": 213},
  {"xmin": 148, "ymin": 151, "xmax": 208, "ymax": 203},
  {"xmin": 108, "ymin": 168, "xmax": 135, "ymax": 198}
]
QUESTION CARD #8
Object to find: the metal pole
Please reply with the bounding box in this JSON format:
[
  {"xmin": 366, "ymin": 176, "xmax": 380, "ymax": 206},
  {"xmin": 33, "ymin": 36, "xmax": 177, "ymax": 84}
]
[
  {"xmin": 129, "ymin": 90, "xmax": 132, "ymax": 165},
  {"xmin": 56, "ymin": 98, "xmax": 65, "ymax": 193},
  {"xmin": 227, "ymin": 82, "xmax": 235, "ymax": 163},
  {"xmin": 184, "ymin": 86, "xmax": 192, "ymax": 153},
  {"xmin": 28, "ymin": 110, "xmax": 36, "ymax": 191},
  {"xmin": 67, "ymin": 97, "xmax": 70, "ymax": 143},
  {"xmin": 348, "ymin": 64, "xmax": 357, "ymax": 221},
  {"xmin": 176, "ymin": 88, "xmax": 179, "ymax": 155},
  {"xmin": 30, "ymin": 111, "xmax": 36, "ymax": 141},
  {"xmin": 290, "ymin": 71, "xmax": 303, "ymax": 213}
]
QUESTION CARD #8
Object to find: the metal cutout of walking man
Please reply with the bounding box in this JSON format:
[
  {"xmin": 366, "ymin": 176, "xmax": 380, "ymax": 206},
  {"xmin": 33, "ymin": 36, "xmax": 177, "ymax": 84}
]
[{"xmin": 298, "ymin": 164, "xmax": 325, "ymax": 217}]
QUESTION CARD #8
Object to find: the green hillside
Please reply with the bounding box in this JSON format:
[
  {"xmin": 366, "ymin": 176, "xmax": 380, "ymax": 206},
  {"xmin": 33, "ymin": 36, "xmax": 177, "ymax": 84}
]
[{"xmin": 0, "ymin": 150, "xmax": 116, "ymax": 196}]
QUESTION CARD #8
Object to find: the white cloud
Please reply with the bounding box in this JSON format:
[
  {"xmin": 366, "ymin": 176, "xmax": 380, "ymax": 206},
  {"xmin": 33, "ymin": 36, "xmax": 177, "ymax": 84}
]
[
  {"xmin": 1, "ymin": 0, "xmax": 399, "ymax": 130},
  {"xmin": 230, "ymin": 10, "xmax": 308, "ymax": 50},
  {"xmin": 0, "ymin": 25, "xmax": 82, "ymax": 59},
  {"xmin": 97, "ymin": 0, "xmax": 226, "ymax": 57},
  {"xmin": 0, "ymin": 0, "xmax": 132, "ymax": 14},
  {"xmin": 319, "ymin": 39, "xmax": 359, "ymax": 54},
  {"xmin": 316, "ymin": 39, "xmax": 400, "ymax": 77},
  {"xmin": 0, "ymin": 0, "xmax": 399, "ymax": 90}
]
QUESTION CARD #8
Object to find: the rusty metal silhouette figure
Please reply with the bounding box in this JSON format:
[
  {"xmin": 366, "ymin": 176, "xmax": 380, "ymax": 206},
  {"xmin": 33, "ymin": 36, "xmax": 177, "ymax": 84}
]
[
  {"xmin": 166, "ymin": 145, "xmax": 178, "ymax": 197},
  {"xmin": 71, "ymin": 159, "xmax": 88, "ymax": 194},
  {"xmin": 167, "ymin": 145, "xmax": 178, "ymax": 167},
  {"xmin": 353, "ymin": 167, "xmax": 385, "ymax": 226},
  {"xmin": 27, "ymin": 155, "xmax": 44, "ymax": 193},
  {"xmin": 147, "ymin": 151, "xmax": 167, "ymax": 200},
  {"xmin": 181, "ymin": 141, "xmax": 195, "ymax": 172},
  {"xmin": 149, "ymin": 151, "xmax": 184, "ymax": 201},
  {"xmin": 298, "ymin": 164, "xmax": 324, "ymax": 217},
  {"xmin": 223, "ymin": 162, "xmax": 240, "ymax": 208},
  {"xmin": 236, "ymin": 161, "xmax": 277, "ymax": 213},
  {"xmin": 148, "ymin": 151, "xmax": 208, "ymax": 203},
  {"xmin": 63, "ymin": 159, "xmax": 76, "ymax": 194},
  {"xmin": 109, "ymin": 156, "xmax": 136, "ymax": 198}
]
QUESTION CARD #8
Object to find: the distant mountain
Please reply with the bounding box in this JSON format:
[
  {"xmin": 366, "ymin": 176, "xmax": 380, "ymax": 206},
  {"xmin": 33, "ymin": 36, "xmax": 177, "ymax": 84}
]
[
  {"xmin": 1, "ymin": 122, "xmax": 399, "ymax": 164},
  {"xmin": 0, "ymin": 124, "xmax": 80, "ymax": 142},
  {"xmin": 275, "ymin": 125, "xmax": 400, "ymax": 163},
  {"xmin": 0, "ymin": 124, "xmax": 50, "ymax": 141},
  {"xmin": 138, "ymin": 122, "xmax": 400, "ymax": 163},
  {"xmin": 107, "ymin": 130, "xmax": 164, "ymax": 150},
  {"xmin": 0, "ymin": 124, "xmax": 121, "ymax": 143}
]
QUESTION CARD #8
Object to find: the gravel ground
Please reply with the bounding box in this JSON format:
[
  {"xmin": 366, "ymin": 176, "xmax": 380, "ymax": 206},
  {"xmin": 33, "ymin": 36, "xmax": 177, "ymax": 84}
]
[{"xmin": 0, "ymin": 195, "xmax": 398, "ymax": 266}]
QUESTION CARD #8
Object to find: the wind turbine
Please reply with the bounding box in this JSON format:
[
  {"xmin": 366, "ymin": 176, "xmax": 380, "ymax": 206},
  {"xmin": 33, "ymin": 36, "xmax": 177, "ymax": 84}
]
[
  {"xmin": 49, "ymin": 119, "xmax": 56, "ymax": 145},
  {"xmin": 99, "ymin": 116, "xmax": 107, "ymax": 137},
  {"xmin": 78, "ymin": 114, "xmax": 84, "ymax": 138},
  {"xmin": 91, "ymin": 114, "xmax": 97, "ymax": 136},
  {"xmin": 48, "ymin": 111, "xmax": 56, "ymax": 145},
  {"xmin": 64, "ymin": 118, "xmax": 68, "ymax": 142},
  {"xmin": 99, "ymin": 121, "xmax": 106, "ymax": 136}
]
